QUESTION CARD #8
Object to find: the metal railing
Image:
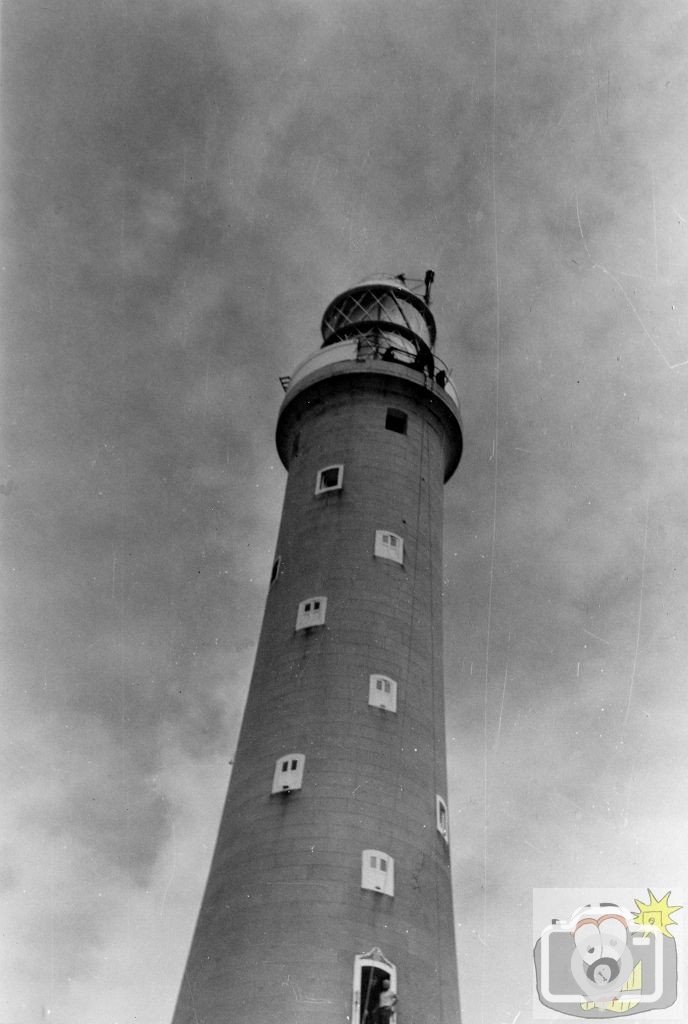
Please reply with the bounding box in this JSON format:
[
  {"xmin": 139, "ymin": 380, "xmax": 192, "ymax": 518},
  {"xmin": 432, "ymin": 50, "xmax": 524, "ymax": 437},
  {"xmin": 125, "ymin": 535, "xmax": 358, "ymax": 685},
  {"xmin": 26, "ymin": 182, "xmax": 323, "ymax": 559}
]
[{"xmin": 281, "ymin": 338, "xmax": 459, "ymax": 408}]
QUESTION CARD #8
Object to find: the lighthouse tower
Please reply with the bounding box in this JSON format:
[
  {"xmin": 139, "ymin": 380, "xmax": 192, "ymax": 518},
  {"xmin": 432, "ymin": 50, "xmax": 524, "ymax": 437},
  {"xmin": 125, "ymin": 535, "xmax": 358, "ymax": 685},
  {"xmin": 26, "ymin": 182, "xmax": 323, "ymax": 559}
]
[{"xmin": 172, "ymin": 275, "xmax": 463, "ymax": 1024}]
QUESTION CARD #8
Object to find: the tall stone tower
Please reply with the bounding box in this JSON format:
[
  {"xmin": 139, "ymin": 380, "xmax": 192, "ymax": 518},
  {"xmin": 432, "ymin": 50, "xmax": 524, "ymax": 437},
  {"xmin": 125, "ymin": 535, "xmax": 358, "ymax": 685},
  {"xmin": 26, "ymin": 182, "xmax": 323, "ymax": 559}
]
[{"xmin": 172, "ymin": 275, "xmax": 463, "ymax": 1024}]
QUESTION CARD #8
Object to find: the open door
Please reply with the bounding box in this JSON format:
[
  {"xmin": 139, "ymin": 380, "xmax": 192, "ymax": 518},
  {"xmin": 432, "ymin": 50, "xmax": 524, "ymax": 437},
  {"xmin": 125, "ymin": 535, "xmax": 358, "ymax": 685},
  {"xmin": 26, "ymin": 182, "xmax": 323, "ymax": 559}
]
[{"xmin": 352, "ymin": 947, "xmax": 397, "ymax": 1024}]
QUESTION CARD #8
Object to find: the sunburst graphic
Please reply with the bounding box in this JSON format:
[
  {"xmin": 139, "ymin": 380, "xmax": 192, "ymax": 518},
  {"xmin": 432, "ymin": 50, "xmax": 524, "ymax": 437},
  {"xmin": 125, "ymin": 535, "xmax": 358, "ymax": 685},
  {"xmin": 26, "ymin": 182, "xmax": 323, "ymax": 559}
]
[{"xmin": 633, "ymin": 889, "xmax": 682, "ymax": 936}]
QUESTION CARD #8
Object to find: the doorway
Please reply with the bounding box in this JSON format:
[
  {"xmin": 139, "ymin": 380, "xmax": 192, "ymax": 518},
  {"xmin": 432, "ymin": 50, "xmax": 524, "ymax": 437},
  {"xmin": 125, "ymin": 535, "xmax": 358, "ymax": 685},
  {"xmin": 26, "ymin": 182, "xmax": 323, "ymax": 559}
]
[{"xmin": 353, "ymin": 949, "xmax": 397, "ymax": 1024}]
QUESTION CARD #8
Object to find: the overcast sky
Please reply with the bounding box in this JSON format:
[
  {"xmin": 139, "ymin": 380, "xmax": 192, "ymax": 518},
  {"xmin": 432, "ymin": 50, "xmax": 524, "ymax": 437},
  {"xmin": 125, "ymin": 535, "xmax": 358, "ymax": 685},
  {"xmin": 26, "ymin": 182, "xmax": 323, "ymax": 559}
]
[{"xmin": 3, "ymin": 1, "xmax": 688, "ymax": 1022}]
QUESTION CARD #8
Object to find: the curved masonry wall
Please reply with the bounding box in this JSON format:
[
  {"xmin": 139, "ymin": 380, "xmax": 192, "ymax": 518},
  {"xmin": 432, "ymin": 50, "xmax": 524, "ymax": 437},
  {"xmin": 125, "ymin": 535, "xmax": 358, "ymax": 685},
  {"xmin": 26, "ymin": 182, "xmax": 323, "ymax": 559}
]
[{"xmin": 173, "ymin": 366, "xmax": 462, "ymax": 1024}]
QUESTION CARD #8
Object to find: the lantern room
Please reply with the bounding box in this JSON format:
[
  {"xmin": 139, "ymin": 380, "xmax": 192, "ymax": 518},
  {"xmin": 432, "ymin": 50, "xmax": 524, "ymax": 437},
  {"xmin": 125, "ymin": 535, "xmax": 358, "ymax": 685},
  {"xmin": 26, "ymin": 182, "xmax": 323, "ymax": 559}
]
[{"xmin": 320, "ymin": 275, "xmax": 436, "ymax": 362}]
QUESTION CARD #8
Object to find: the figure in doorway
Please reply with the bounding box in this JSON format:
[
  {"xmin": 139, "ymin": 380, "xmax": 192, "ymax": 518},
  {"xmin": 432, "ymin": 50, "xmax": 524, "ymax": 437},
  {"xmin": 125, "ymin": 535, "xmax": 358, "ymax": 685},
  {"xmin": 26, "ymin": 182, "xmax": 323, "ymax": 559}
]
[{"xmin": 377, "ymin": 978, "xmax": 398, "ymax": 1023}]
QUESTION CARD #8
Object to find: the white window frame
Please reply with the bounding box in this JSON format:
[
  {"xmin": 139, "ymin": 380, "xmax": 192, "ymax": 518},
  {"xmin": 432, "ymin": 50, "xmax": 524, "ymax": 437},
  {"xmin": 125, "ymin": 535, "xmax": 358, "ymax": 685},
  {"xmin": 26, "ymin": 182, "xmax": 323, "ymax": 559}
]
[
  {"xmin": 295, "ymin": 596, "xmax": 327, "ymax": 630},
  {"xmin": 368, "ymin": 674, "xmax": 397, "ymax": 713},
  {"xmin": 374, "ymin": 530, "xmax": 404, "ymax": 565},
  {"xmin": 315, "ymin": 464, "xmax": 344, "ymax": 495},
  {"xmin": 272, "ymin": 754, "xmax": 305, "ymax": 794},
  {"xmin": 361, "ymin": 850, "xmax": 394, "ymax": 896},
  {"xmin": 436, "ymin": 795, "xmax": 449, "ymax": 842}
]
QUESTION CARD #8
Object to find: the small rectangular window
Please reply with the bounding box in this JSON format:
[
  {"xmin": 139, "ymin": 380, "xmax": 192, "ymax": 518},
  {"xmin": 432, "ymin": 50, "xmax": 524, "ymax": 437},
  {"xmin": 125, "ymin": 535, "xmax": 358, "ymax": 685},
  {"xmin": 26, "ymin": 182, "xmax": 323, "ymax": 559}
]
[
  {"xmin": 315, "ymin": 464, "xmax": 344, "ymax": 495},
  {"xmin": 368, "ymin": 674, "xmax": 397, "ymax": 712},
  {"xmin": 385, "ymin": 408, "xmax": 407, "ymax": 434},
  {"xmin": 361, "ymin": 849, "xmax": 394, "ymax": 895},
  {"xmin": 436, "ymin": 795, "xmax": 449, "ymax": 842},
  {"xmin": 374, "ymin": 530, "xmax": 404, "ymax": 565},
  {"xmin": 272, "ymin": 754, "xmax": 305, "ymax": 794},
  {"xmin": 296, "ymin": 596, "xmax": 327, "ymax": 630}
]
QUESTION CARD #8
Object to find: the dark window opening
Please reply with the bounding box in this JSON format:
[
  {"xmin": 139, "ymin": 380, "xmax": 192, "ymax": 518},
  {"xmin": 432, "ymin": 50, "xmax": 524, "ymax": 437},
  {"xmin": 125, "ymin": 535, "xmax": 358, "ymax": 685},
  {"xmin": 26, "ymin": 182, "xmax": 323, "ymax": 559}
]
[
  {"xmin": 320, "ymin": 466, "xmax": 340, "ymax": 489},
  {"xmin": 385, "ymin": 409, "xmax": 407, "ymax": 434},
  {"xmin": 270, "ymin": 556, "xmax": 281, "ymax": 586},
  {"xmin": 315, "ymin": 464, "xmax": 344, "ymax": 494},
  {"xmin": 436, "ymin": 795, "xmax": 449, "ymax": 841}
]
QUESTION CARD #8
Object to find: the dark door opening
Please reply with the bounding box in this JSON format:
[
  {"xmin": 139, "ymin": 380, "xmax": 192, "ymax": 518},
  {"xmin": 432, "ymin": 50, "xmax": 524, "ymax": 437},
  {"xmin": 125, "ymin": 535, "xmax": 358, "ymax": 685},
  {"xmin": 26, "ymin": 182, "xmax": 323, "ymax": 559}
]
[{"xmin": 359, "ymin": 965, "xmax": 391, "ymax": 1024}]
